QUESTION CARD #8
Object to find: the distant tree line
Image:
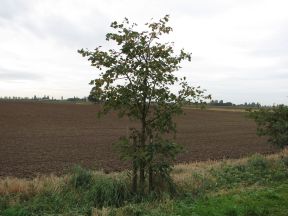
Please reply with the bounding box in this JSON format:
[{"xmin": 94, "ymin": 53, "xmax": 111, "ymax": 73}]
[
  {"xmin": 0, "ymin": 95, "xmax": 88, "ymax": 102},
  {"xmin": 208, "ymin": 100, "xmax": 262, "ymax": 108},
  {"xmin": 0, "ymin": 95, "xmax": 272, "ymax": 108},
  {"xmin": 66, "ymin": 96, "xmax": 88, "ymax": 102},
  {"xmin": 237, "ymin": 102, "xmax": 261, "ymax": 108},
  {"xmin": 209, "ymin": 100, "xmax": 235, "ymax": 106}
]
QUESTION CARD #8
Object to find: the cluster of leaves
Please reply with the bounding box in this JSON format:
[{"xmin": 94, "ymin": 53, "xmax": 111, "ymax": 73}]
[
  {"xmin": 248, "ymin": 105, "xmax": 288, "ymax": 148},
  {"xmin": 79, "ymin": 15, "xmax": 210, "ymax": 196}
]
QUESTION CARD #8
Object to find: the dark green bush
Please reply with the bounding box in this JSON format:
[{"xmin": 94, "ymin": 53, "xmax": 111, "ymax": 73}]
[
  {"xmin": 0, "ymin": 196, "xmax": 8, "ymax": 212},
  {"xmin": 210, "ymin": 153, "xmax": 288, "ymax": 188},
  {"xmin": 87, "ymin": 176, "xmax": 130, "ymax": 208},
  {"xmin": 281, "ymin": 155, "xmax": 288, "ymax": 167},
  {"xmin": 70, "ymin": 165, "xmax": 93, "ymax": 189},
  {"xmin": 247, "ymin": 154, "xmax": 269, "ymax": 170},
  {"xmin": 248, "ymin": 105, "xmax": 288, "ymax": 148},
  {"xmin": 1, "ymin": 207, "xmax": 29, "ymax": 216},
  {"xmin": 224, "ymin": 208, "xmax": 238, "ymax": 216},
  {"xmin": 244, "ymin": 207, "xmax": 270, "ymax": 216},
  {"xmin": 28, "ymin": 190, "xmax": 64, "ymax": 214}
]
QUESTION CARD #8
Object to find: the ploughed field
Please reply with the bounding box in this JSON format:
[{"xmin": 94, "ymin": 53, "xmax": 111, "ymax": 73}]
[{"xmin": 0, "ymin": 101, "xmax": 276, "ymax": 178}]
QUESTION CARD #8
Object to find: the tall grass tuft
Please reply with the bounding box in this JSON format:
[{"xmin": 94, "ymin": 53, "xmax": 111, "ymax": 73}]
[
  {"xmin": 68, "ymin": 166, "xmax": 131, "ymax": 208},
  {"xmin": 70, "ymin": 165, "xmax": 93, "ymax": 189},
  {"xmin": 281, "ymin": 155, "xmax": 288, "ymax": 167},
  {"xmin": 87, "ymin": 175, "xmax": 130, "ymax": 208}
]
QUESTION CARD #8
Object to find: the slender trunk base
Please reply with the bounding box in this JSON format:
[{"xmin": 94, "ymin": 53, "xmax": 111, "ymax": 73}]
[
  {"xmin": 132, "ymin": 163, "xmax": 138, "ymax": 194},
  {"xmin": 139, "ymin": 162, "xmax": 145, "ymax": 195},
  {"xmin": 148, "ymin": 166, "xmax": 153, "ymax": 193},
  {"xmin": 132, "ymin": 136, "xmax": 138, "ymax": 193}
]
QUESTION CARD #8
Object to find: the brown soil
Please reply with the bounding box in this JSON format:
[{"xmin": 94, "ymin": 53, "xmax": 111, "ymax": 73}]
[{"xmin": 0, "ymin": 101, "xmax": 276, "ymax": 178}]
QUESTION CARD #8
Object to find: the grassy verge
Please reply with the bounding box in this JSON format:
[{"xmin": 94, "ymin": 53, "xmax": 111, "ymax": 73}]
[
  {"xmin": 113, "ymin": 182, "xmax": 288, "ymax": 216},
  {"xmin": 1, "ymin": 149, "xmax": 288, "ymax": 216}
]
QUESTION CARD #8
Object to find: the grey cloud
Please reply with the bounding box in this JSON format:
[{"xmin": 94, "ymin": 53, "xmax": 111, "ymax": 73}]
[
  {"xmin": 193, "ymin": 64, "xmax": 288, "ymax": 81},
  {"xmin": 10, "ymin": 11, "xmax": 109, "ymax": 49},
  {"xmin": 251, "ymin": 39, "xmax": 288, "ymax": 58},
  {"xmin": 229, "ymin": 66, "xmax": 288, "ymax": 81},
  {"xmin": 162, "ymin": 0, "xmax": 256, "ymax": 17},
  {"xmin": 0, "ymin": 67, "xmax": 42, "ymax": 81},
  {"xmin": 0, "ymin": 0, "xmax": 29, "ymax": 20},
  {"xmin": 237, "ymin": 25, "xmax": 288, "ymax": 58},
  {"xmin": 0, "ymin": 0, "xmax": 109, "ymax": 49},
  {"xmin": 39, "ymin": 16, "xmax": 109, "ymax": 48}
]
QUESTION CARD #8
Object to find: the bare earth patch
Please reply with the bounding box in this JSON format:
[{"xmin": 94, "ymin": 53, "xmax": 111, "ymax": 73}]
[{"xmin": 0, "ymin": 101, "xmax": 277, "ymax": 177}]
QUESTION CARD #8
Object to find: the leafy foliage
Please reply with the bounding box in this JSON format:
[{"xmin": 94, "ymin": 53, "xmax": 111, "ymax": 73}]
[
  {"xmin": 78, "ymin": 15, "xmax": 210, "ymax": 196},
  {"xmin": 248, "ymin": 105, "xmax": 288, "ymax": 148}
]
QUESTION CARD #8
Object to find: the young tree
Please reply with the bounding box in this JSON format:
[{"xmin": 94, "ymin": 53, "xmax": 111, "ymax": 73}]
[
  {"xmin": 249, "ymin": 105, "xmax": 288, "ymax": 148},
  {"xmin": 78, "ymin": 15, "xmax": 210, "ymax": 196}
]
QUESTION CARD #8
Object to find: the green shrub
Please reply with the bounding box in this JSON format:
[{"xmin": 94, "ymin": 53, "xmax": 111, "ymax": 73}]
[
  {"xmin": 28, "ymin": 190, "xmax": 64, "ymax": 214},
  {"xmin": 0, "ymin": 196, "xmax": 8, "ymax": 211},
  {"xmin": 1, "ymin": 206, "xmax": 29, "ymax": 216},
  {"xmin": 182, "ymin": 172, "xmax": 215, "ymax": 197},
  {"xmin": 211, "ymin": 164, "xmax": 250, "ymax": 187},
  {"xmin": 247, "ymin": 154, "xmax": 269, "ymax": 170},
  {"xmin": 281, "ymin": 155, "xmax": 288, "ymax": 167},
  {"xmin": 87, "ymin": 176, "xmax": 130, "ymax": 208},
  {"xmin": 224, "ymin": 208, "xmax": 238, "ymax": 216},
  {"xmin": 209, "ymin": 154, "xmax": 287, "ymax": 188},
  {"xmin": 243, "ymin": 207, "xmax": 270, "ymax": 216},
  {"xmin": 70, "ymin": 165, "xmax": 93, "ymax": 189},
  {"xmin": 248, "ymin": 105, "xmax": 288, "ymax": 148}
]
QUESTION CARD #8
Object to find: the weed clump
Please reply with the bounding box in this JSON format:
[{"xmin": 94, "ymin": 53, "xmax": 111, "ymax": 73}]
[
  {"xmin": 87, "ymin": 175, "xmax": 130, "ymax": 208},
  {"xmin": 224, "ymin": 207, "xmax": 238, "ymax": 216},
  {"xmin": 247, "ymin": 154, "xmax": 269, "ymax": 170},
  {"xmin": 70, "ymin": 165, "xmax": 93, "ymax": 189},
  {"xmin": 281, "ymin": 155, "xmax": 288, "ymax": 167}
]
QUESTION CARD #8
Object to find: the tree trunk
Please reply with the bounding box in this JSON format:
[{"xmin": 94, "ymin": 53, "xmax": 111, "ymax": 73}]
[
  {"xmin": 132, "ymin": 135, "xmax": 138, "ymax": 194},
  {"xmin": 139, "ymin": 161, "xmax": 145, "ymax": 195},
  {"xmin": 139, "ymin": 118, "xmax": 146, "ymax": 196},
  {"xmin": 148, "ymin": 135, "xmax": 154, "ymax": 193},
  {"xmin": 148, "ymin": 165, "xmax": 153, "ymax": 192},
  {"xmin": 139, "ymin": 75, "xmax": 148, "ymax": 196}
]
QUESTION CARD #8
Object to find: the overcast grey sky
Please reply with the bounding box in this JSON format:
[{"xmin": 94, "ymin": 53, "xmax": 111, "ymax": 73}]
[{"xmin": 0, "ymin": 0, "xmax": 287, "ymax": 105}]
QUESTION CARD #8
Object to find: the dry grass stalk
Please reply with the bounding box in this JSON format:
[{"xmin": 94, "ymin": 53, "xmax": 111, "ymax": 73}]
[
  {"xmin": 1, "ymin": 148, "xmax": 287, "ymax": 196},
  {"xmin": 172, "ymin": 148, "xmax": 288, "ymax": 183},
  {"xmin": 0, "ymin": 174, "xmax": 66, "ymax": 196}
]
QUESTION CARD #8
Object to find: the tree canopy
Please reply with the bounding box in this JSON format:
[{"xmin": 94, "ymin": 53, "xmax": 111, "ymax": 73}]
[
  {"xmin": 78, "ymin": 15, "xmax": 210, "ymax": 196},
  {"xmin": 249, "ymin": 105, "xmax": 288, "ymax": 148}
]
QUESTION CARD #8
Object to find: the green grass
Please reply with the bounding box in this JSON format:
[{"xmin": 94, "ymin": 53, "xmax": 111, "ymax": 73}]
[
  {"xmin": 102, "ymin": 183, "xmax": 288, "ymax": 216},
  {"xmin": 106, "ymin": 153, "xmax": 288, "ymax": 216},
  {"xmin": 0, "ymin": 167, "xmax": 131, "ymax": 215},
  {"xmin": 191, "ymin": 183, "xmax": 288, "ymax": 216},
  {"xmin": 1, "ymin": 152, "xmax": 288, "ymax": 216}
]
